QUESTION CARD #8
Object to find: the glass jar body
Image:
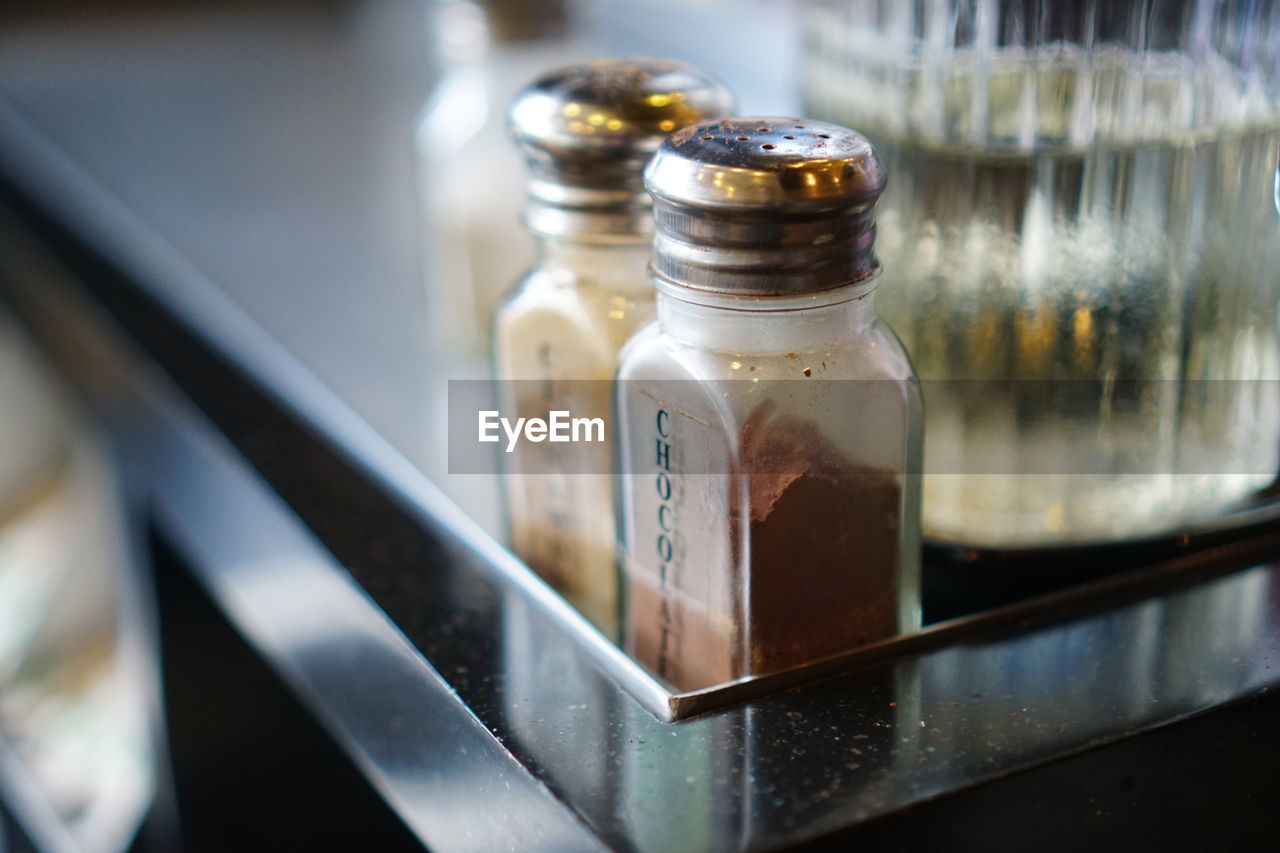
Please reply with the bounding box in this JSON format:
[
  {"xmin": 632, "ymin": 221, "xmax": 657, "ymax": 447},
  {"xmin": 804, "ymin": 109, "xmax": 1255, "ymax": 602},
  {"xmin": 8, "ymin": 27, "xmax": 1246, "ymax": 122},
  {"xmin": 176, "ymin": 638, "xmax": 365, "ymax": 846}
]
[
  {"xmin": 616, "ymin": 283, "xmax": 923, "ymax": 690},
  {"xmin": 494, "ymin": 240, "xmax": 653, "ymax": 632}
]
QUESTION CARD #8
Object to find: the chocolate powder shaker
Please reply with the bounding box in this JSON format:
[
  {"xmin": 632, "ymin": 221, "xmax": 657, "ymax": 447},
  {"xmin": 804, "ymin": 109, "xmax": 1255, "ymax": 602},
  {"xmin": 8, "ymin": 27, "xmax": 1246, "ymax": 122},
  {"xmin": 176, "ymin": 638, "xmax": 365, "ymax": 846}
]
[{"xmin": 616, "ymin": 118, "xmax": 923, "ymax": 690}]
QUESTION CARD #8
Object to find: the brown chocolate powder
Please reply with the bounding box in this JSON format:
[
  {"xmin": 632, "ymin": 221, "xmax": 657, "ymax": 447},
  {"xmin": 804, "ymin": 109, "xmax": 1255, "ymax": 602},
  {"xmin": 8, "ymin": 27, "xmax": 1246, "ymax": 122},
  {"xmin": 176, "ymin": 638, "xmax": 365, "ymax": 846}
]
[
  {"xmin": 733, "ymin": 400, "xmax": 902, "ymax": 676},
  {"xmin": 625, "ymin": 399, "xmax": 904, "ymax": 691}
]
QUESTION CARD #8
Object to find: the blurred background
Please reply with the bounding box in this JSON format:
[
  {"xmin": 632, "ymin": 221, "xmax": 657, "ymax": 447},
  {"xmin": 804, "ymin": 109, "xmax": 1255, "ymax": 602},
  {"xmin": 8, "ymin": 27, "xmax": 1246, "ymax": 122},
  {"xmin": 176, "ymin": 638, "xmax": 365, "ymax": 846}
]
[{"xmin": 0, "ymin": 0, "xmax": 1277, "ymax": 850}]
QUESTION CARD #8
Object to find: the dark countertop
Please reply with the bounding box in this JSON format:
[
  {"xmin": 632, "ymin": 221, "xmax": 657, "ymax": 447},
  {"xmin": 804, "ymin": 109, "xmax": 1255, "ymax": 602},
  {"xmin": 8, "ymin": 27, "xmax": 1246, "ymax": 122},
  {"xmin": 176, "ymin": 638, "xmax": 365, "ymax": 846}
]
[{"xmin": 2, "ymin": 5, "xmax": 1279, "ymax": 851}]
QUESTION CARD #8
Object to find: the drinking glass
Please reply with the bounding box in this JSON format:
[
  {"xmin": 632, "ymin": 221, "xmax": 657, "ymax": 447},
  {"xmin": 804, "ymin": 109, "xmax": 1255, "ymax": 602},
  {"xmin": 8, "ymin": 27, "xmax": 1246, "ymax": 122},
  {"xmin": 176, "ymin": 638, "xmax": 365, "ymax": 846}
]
[{"xmin": 805, "ymin": 0, "xmax": 1280, "ymax": 547}]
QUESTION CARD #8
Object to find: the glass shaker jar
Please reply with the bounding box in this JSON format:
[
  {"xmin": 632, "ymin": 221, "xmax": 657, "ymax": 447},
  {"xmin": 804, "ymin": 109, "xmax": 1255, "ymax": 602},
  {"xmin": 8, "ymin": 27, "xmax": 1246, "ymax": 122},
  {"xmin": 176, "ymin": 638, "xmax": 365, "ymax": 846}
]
[
  {"xmin": 617, "ymin": 118, "xmax": 923, "ymax": 690},
  {"xmin": 805, "ymin": 0, "xmax": 1280, "ymax": 548},
  {"xmin": 496, "ymin": 60, "xmax": 732, "ymax": 631}
]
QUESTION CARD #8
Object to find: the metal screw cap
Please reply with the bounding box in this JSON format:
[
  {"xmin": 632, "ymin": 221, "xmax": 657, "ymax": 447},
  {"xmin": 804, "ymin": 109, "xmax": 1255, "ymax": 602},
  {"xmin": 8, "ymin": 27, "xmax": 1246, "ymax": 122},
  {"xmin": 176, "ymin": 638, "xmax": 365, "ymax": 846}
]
[
  {"xmin": 645, "ymin": 118, "xmax": 887, "ymax": 295},
  {"xmin": 509, "ymin": 58, "xmax": 733, "ymax": 240}
]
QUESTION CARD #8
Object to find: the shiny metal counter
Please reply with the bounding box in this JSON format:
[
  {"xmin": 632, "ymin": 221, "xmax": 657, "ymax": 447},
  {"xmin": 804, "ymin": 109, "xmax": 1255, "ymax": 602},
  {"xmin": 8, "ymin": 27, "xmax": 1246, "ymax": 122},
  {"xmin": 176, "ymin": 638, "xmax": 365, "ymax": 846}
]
[{"xmin": 1, "ymin": 5, "xmax": 1279, "ymax": 851}]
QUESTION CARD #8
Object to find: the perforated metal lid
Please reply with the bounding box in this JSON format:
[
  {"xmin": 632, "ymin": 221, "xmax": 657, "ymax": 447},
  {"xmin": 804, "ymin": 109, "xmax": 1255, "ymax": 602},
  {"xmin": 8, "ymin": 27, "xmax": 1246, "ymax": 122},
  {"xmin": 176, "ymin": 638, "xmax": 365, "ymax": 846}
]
[
  {"xmin": 644, "ymin": 118, "xmax": 887, "ymax": 295},
  {"xmin": 509, "ymin": 58, "xmax": 733, "ymax": 240}
]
